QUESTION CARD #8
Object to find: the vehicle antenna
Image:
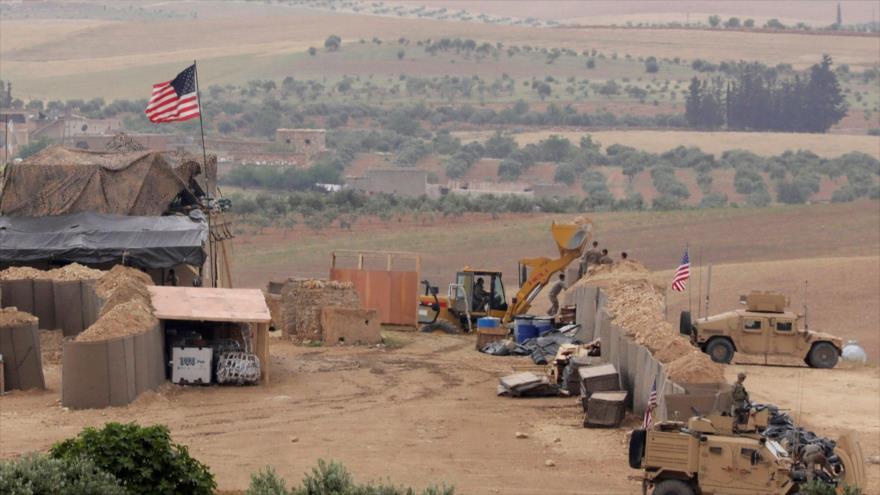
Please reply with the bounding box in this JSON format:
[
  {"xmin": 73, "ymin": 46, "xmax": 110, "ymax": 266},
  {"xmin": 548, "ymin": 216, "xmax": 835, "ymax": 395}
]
[{"xmin": 803, "ymin": 280, "xmax": 809, "ymax": 331}]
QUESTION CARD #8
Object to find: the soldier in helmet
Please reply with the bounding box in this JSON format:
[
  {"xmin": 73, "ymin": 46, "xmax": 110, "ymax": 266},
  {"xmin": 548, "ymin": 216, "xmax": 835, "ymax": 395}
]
[{"xmin": 731, "ymin": 372, "xmax": 750, "ymax": 424}]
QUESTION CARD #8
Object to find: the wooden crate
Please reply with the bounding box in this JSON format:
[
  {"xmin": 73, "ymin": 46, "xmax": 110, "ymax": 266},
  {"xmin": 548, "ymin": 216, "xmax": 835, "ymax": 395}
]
[
  {"xmin": 584, "ymin": 390, "xmax": 628, "ymax": 427},
  {"xmin": 475, "ymin": 327, "xmax": 508, "ymax": 350}
]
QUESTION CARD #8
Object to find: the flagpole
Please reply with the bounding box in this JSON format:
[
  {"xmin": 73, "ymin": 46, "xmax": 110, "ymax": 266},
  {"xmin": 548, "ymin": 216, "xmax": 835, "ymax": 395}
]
[
  {"xmin": 193, "ymin": 60, "xmax": 217, "ymax": 288},
  {"xmin": 697, "ymin": 246, "xmax": 703, "ymax": 319},
  {"xmin": 686, "ymin": 243, "xmax": 692, "ymax": 317}
]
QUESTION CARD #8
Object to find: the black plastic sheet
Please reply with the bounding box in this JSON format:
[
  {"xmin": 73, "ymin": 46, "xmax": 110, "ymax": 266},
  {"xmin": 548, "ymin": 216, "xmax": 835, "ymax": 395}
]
[{"xmin": 0, "ymin": 211, "xmax": 207, "ymax": 269}]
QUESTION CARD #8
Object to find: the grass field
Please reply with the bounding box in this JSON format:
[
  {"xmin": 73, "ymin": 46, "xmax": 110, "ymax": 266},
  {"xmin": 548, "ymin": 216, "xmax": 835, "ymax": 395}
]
[
  {"xmin": 2, "ymin": 1, "xmax": 878, "ymax": 100},
  {"xmin": 456, "ymin": 129, "xmax": 880, "ymax": 158}
]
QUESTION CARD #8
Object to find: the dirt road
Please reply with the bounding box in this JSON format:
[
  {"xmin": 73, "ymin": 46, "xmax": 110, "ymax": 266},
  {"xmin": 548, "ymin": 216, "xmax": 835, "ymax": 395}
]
[{"xmin": 2, "ymin": 331, "xmax": 877, "ymax": 493}]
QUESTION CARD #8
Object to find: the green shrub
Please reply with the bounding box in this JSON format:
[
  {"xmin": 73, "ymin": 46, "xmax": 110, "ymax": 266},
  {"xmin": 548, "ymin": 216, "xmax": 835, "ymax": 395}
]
[
  {"xmin": 284, "ymin": 459, "xmax": 454, "ymax": 495},
  {"xmin": 50, "ymin": 422, "xmax": 216, "ymax": 495},
  {"xmin": 247, "ymin": 466, "xmax": 291, "ymax": 495},
  {"xmin": 699, "ymin": 192, "xmax": 728, "ymax": 208},
  {"xmin": 0, "ymin": 454, "xmax": 126, "ymax": 495}
]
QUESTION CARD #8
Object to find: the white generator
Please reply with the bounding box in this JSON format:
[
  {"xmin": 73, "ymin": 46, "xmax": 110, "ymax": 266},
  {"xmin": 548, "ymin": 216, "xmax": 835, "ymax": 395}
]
[{"xmin": 171, "ymin": 347, "xmax": 213, "ymax": 385}]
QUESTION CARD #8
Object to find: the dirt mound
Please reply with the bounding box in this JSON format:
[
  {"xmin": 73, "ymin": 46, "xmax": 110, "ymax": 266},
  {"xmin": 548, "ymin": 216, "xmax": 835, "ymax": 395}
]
[
  {"xmin": 99, "ymin": 279, "xmax": 152, "ymax": 317},
  {"xmin": 45, "ymin": 263, "xmax": 104, "ymax": 281},
  {"xmin": 665, "ymin": 352, "xmax": 726, "ymax": 384},
  {"xmin": 76, "ymin": 299, "xmax": 157, "ymax": 342},
  {"xmin": 654, "ymin": 337, "xmax": 695, "ymax": 363},
  {"xmin": 95, "ymin": 265, "xmax": 153, "ymax": 297},
  {"xmin": 0, "ymin": 266, "xmax": 48, "ymax": 280},
  {"xmin": 0, "ymin": 307, "xmax": 38, "ymax": 326}
]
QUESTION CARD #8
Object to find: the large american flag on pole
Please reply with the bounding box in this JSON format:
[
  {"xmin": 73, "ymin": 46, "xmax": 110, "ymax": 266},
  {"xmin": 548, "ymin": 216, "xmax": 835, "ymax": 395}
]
[
  {"xmin": 642, "ymin": 379, "xmax": 658, "ymax": 429},
  {"xmin": 670, "ymin": 249, "xmax": 690, "ymax": 292},
  {"xmin": 145, "ymin": 64, "xmax": 200, "ymax": 123}
]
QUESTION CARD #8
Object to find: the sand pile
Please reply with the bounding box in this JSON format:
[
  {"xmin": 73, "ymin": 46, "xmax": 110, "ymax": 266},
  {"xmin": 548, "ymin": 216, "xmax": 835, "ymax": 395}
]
[
  {"xmin": 76, "ymin": 300, "xmax": 157, "ymax": 342},
  {"xmin": 0, "ymin": 266, "xmax": 48, "ymax": 280},
  {"xmin": 0, "ymin": 307, "xmax": 38, "ymax": 326},
  {"xmin": 281, "ymin": 278, "xmax": 360, "ymax": 341},
  {"xmin": 40, "ymin": 329, "xmax": 64, "ymax": 365},
  {"xmin": 95, "ymin": 265, "xmax": 153, "ymax": 297},
  {"xmin": 46, "ymin": 263, "xmax": 103, "ymax": 281},
  {"xmin": 577, "ymin": 259, "xmax": 725, "ymax": 385}
]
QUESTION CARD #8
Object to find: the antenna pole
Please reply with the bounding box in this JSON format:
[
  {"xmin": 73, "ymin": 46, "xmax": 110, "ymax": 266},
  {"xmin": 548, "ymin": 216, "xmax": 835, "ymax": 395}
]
[
  {"xmin": 697, "ymin": 246, "xmax": 703, "ymax": 319},
  {"xmin": 705, "ymin": 264, "xmax": 712, "ymax": 316},
  {"xmin": 193, "ymin": 59, "xmax": 217, "ymax": 288}
]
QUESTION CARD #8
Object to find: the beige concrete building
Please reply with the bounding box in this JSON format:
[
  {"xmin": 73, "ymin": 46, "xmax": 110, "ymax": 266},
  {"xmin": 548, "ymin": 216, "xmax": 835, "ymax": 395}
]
[
  {"xmin": 275, "ymin": 128, "xmax": 326, "ymax": 155},
  {"xmin": 346, "ymin": 169, "xmax": 427, "ymax": 198}
]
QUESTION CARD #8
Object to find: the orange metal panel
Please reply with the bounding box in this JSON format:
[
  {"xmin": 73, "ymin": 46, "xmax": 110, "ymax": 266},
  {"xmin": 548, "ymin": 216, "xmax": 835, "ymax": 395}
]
[{"xmin": 330, "ymin": 268, "xmax": 417, "ymax": 326}]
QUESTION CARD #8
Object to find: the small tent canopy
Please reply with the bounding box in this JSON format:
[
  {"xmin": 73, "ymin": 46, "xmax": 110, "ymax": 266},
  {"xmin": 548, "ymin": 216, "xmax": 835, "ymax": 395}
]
[
  {"xmin": 0, "ymin": 211, "xmax": 208, "ymax": 269},
  {"xmin": 0, "ymin": 146, "xmax": 205, "ymax": 217}
]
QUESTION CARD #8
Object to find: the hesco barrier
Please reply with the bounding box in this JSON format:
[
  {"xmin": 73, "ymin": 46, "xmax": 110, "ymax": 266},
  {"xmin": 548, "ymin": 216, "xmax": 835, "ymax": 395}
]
[
  {"xmin": 0, "ymin": 317, "xmax": 46, "ymax": 391},
  {"xmin": 566, "ymin": 285, "xmax": 729, "ymax": 421},
  {"xmin": 0, "ymin": 279, "xmax": 100, "ymax": 336},
  {"xmin": 61, "ymin": 324, "xmax": 165, "ymax": 409}
]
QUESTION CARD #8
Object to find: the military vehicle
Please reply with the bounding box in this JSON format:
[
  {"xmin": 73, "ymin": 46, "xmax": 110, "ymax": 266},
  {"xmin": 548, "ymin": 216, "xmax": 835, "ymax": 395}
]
[
  {"xmin": 629, "ymin": 410, "xmax": 865, "ymax": 495},
  {"xmin": 680, "ymin": 291, "xmax": 843, "ymax": 368}
]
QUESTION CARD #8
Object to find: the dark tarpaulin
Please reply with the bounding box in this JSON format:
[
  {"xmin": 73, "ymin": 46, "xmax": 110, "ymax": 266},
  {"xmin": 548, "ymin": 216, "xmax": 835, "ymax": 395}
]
[{"xmin": 0, "ymin": 211, "xmax": 207, "ymax": 269}]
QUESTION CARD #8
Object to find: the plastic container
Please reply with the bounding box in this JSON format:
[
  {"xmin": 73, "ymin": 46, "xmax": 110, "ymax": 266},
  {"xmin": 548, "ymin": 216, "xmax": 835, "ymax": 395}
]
[
  {"xmin": 477, "ymin": 317, "xmax": 501, "ymax": 329},
  {"xmin": 514, "ymin": 316, "xmax": 538, "ymax": 343},
  {"xmin": 533, "ymin": 317, "xmax": 554, "ymax": 335}
]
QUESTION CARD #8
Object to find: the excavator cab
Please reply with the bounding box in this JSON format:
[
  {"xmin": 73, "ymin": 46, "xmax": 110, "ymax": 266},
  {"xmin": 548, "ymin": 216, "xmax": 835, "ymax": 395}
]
[{"xmin": 455, "ymin": 270, "xmax": 508, "ymax": 317}]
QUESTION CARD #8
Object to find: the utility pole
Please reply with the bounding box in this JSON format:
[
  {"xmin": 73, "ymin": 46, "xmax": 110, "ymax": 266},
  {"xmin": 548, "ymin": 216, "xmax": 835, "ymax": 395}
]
[{"xmin": 836, "ymin": 2, "xmax": 842, "ymax": 26}]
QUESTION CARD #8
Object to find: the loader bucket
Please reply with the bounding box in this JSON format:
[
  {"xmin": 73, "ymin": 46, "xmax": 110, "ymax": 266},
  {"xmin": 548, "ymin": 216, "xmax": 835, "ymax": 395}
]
[{"xmin": 551, "ymin": 217, "xmax": 593, "ymax": 254}]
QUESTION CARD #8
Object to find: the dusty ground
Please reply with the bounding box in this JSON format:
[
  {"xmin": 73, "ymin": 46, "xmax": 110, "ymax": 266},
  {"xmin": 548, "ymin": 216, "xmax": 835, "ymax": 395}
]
[{"xmin": 1, "ymin": 330, "xmax": 877, "ymax": 493}]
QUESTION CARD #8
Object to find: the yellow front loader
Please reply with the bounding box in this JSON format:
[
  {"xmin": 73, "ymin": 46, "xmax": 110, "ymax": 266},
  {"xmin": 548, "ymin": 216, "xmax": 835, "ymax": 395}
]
[{"xmin": 417, "ymin": 217, "xmax": 592, "ymax": 333}]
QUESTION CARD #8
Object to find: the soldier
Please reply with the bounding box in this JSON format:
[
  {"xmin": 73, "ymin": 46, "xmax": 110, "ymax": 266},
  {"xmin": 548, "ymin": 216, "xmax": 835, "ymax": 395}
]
[
  {"xmin": 620, "ymin": 252, "xmax": 628, "ymax": 261},
  {"xmin": 547, "ymin": 274, "xmax": 565, "ymax": 316},
  {"xmin": 579, "ymin": 241, "xmax": 601, "ymax": 278},
  {"xmin": 598, "ymin": 248, "xmax": 614, "ymax": 265},
  {"xmin": 472, "ymin": 277, "xmax": 490, "ymax": 312},
  {"xmin": 731, "ymin": 372, "xmax": 750, "ymax": 424}
]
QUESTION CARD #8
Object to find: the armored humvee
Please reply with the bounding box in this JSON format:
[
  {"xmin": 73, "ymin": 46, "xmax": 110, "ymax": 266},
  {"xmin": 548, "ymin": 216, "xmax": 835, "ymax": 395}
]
[
  {"xmin": 629, "ymin": 411, "xmax": 865, "ymax": 495},
  {"xmin": 680, "ymin": 292, "xmax": 843, "ymax": 368}
]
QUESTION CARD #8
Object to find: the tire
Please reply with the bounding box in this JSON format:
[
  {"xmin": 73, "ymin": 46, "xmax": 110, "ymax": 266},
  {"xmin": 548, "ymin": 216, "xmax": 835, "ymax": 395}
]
[
  {"xmin": 628, "ymin": 429, "xmax": 647, "ymax": 469},
  {"xmin": 679, "ymin": 311, "xmax": 693, "ymax": 336},
  {"xmin": 807, "ymin": 342, "xmax": 839, "ymax": 369},
  {"xmin": 419, "ymin": 319, "xmax": 460, "ymax": 334},
  {"xmin": 704, "ymin": 338, "xmax": 735, "ymax": 364},
  {"xmin": 652, "ymin": 479, "xmax": 695, "ymax": 495}
]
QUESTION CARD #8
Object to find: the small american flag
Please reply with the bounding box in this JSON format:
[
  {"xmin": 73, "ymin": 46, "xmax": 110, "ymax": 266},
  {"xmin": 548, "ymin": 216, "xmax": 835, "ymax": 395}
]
[
  {"xmin": 642, "ymin": 379, "xmax": 658, "ymax": 429},
  {"xmin": 145, "ymin": 64, "xmax": 200, "ymax": 123},
  {"xmin": 671, "ymin": 249, "xmax": 690, "ymax": 292}
]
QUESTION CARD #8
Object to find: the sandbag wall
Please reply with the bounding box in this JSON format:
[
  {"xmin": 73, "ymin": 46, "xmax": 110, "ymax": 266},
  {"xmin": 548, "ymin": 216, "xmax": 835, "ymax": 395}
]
[
  {"xmin": 566, "ymin": 285, "xmax": 681, "ymax": 421},
  {"xmin": 61, "ymin": 323, "xmax": 165, "ymax": 409},
  {"xmin": 0, "ymin": 311, "xmax": 46, "ymax": 391},
  {"xmin": 0, "ymin": 278, "xmax": 101, "ymax": 336},
  {"xmin": 566, "ymin": 285, "xmax": 729, "ymax": 421}
]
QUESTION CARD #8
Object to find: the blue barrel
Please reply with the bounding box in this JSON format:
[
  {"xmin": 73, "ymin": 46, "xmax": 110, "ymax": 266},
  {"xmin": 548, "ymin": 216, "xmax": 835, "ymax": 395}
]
[
  {"xmin": 533, "ymin": 317, "xmax": 554, "ymax": 335},
  {"xmin": 477, "ymin": 317, "xmax": 501, "ymax": 329},
  {"xmin": 514, "ymin": 316, "xmax": 538, "ymax": 343}
]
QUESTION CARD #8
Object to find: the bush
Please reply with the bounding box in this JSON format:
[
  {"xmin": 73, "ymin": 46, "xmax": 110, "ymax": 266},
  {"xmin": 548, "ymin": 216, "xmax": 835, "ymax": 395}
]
[
  {"xmin": 798, "ymin": 480, "xmax": 861, "ymax": 495},
  {"xmin": 287, "ymin": 459, "xmax": 454, "ymax": 495},
  {"xmin": 652, "ymin": 194, "xmax": 683, "ymax": 210},
  {"xmin": 644, "ymin": 56, "xmax": 659, "ymax": 73},
  {"xmin": 699, "ymin": 192, "xmax": 728, "ymax": 208},
  {"xmin": 497, "ymin": 158, "xmax": 524, "ymax": 181},
  {"xmin": 247, "ymin": 466, "xmax": 291, "ymax": 495},
  {"xmin": 16, "ymin": 137, "xmax": 52, "ymax": 160},
  {"xmin": 50, "ymin": 422, "xmax": 216, "ymax": 495},
  {"xmin": 831, "ymin": 185, "xmax": 858, "ymax": 203},
  {"xmin": 775, "ymin": 180, "xmax": 810, "ymax": 204},
  {"xmin": 0, "ymin": 454, "xmax": 126, "ymax": 495},
  {"xmin": 553, "ymin": 163, "xmax": 577, "ymax": 185}
]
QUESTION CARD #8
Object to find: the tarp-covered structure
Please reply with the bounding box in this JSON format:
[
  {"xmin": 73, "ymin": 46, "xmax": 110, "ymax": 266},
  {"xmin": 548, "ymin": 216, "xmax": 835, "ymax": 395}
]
[
  {"xmin": 0, "ymin": 212, "xmax": 208, "ymax": 269},
  {"xmin": 0, "ymin": 146, "xmax": 205, "ymax": 217}
]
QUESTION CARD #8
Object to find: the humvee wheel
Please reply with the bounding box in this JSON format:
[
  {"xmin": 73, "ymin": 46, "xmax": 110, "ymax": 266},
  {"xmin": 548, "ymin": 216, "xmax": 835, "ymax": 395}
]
[
  {"xmin": 679, "ymin": 311, "xmax": 693, "ymax": 336},
  {"xmin": 807, "ymin": 342, "xmax": 839, "ymax": 369},
  {"xmin": 705, "ymin": 338, "xmax": 734, "ymax": 364},
  {"xmin": 419, "ymin": 319, "xmax": 460, "ymax": 334},
  {"xmin": 653, "ymin": 479, "xmax": 695, "ymax": 495}
]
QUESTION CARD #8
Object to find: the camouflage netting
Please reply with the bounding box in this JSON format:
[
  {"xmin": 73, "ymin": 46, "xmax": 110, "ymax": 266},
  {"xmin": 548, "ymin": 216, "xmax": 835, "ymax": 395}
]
[{"xmin": 0, "ymin": 145, "xmax": 204, "ymax": 216}]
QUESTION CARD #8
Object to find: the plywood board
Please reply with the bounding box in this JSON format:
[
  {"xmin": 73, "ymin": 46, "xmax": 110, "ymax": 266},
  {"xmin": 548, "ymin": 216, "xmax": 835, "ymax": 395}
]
[{"xmin": 148, "ymin": 287, "xmax": 271, "ymax": 323}]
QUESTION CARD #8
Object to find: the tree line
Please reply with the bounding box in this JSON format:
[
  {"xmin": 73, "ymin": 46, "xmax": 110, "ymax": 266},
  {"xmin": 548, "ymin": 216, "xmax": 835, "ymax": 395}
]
[{"xmin": 685, "ymin": 55, "xmax": 848, "ymax": 132}]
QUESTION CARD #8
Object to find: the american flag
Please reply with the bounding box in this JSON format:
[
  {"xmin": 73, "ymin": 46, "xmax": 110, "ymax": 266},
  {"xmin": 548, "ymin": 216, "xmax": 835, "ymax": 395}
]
[
  {"xmin": 642, "ymin": 379, "xmax": 658, "ymax": 429},
  {"xmin": 145, "ymin": 64, "xmax": 200, "ymax": 123},
  {"xmin": 671, "ymin": 249, "xmax": 690, "ymax": 292}
]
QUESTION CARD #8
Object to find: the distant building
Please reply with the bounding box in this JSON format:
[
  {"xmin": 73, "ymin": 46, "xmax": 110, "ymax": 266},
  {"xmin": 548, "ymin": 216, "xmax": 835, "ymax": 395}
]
[
  {"xmin": 346, "ymin": 169, "xmax": 427, "ymax": 197},
  {"xmin": 70, "ymin": 133, "xmax": 186, "ymax": 152},
  {"xmin": 446, "ymin": 181, "xmax": 534, "ymax": 198},
  {"xmin": 31, "ymin": 114, "xmax": 123, "ymax": 142},
  {"xmin": 275, "ymin": 128, "xmax": 326, "ymax": 156}
]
